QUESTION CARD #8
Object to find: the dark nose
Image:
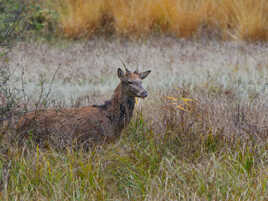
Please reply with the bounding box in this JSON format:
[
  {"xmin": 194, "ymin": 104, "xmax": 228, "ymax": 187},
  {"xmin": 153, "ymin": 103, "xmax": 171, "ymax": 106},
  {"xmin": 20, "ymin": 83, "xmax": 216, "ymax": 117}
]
[{"xmin": 140, "ymin": 91, "xmax": 148, "ymax": 98}]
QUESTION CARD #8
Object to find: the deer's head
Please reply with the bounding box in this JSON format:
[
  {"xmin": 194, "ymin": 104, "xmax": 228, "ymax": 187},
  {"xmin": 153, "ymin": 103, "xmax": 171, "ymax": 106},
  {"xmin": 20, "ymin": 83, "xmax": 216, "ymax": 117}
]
[{"xmin": 117, "ymin": 67, "xmax": 151, "ymax": 98}]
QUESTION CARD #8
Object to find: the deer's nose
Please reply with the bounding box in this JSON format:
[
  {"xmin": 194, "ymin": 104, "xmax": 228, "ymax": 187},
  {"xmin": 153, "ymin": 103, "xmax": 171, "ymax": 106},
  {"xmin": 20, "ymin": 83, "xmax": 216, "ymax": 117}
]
[{"xmin": 140, "ymin": 91, "xmax": 148, "ymax": 98}]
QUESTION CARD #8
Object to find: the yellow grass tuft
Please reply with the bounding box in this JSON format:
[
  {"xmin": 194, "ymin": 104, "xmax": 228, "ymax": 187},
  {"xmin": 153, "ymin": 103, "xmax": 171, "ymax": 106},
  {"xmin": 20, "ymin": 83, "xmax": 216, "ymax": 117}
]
[
  {"xmin": 205, "ymin": 0, "xmax": 268, "ymax": 40},
  {"xmin": 108, "ymin": 0, "xmax": 152, "ymax": 36},
  {"xmin": 50, "ymin": 0, "xmax": 268, "ymax": 41}
]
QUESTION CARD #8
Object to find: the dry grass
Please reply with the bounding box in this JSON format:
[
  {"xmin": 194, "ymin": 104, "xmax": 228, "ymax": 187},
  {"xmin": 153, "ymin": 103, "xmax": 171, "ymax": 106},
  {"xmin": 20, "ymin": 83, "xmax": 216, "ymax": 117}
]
[
  {"xmin": 55, "ymin": 0, "xmax": 107, "ymax": 38},
  {"xmin": 48, "ymin": 0, "xmax": 268, "ymax": 40},
  {"xmin": 212, "ymin": 0, "xmax": 268, "ymax": 41}
]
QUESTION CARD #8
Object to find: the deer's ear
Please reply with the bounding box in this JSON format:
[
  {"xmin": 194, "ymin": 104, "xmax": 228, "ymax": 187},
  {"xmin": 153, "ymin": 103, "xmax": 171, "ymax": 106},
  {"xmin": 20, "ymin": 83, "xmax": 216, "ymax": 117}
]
[
  {"xmin": 139, "ymin": 70, "xmax": 151, "ymax": 79},
  {"xmin": 117, "ymin": 68, "xmax": 125, "ymax": 79}
]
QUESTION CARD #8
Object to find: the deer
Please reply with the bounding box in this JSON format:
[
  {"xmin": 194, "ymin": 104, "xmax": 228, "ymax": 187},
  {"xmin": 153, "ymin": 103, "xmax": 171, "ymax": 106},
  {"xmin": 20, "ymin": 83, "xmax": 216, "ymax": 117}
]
[{"xmin": 15, "ymin": 67, "xmax": 151, "ymax": 148}]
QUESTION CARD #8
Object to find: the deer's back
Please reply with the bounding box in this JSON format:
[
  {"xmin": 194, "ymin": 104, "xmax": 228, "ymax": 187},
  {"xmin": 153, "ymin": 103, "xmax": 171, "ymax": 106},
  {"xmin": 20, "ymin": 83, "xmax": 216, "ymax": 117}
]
[{"xmin": 16, "ymin": 106, "xmax": 115, "ymax": 145}]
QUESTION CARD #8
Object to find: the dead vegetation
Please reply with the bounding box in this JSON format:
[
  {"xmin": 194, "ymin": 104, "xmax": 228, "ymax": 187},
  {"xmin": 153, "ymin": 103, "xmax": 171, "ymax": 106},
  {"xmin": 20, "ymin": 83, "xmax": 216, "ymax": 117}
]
[{"xmin": 48, "ymin": 0, "xmax": 268, "ymax": 41}]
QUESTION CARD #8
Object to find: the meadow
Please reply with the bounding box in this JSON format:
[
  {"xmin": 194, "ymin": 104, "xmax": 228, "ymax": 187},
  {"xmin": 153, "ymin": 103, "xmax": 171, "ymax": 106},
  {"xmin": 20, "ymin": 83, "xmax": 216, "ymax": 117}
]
[
  {"xmin": 0, "ymin": 0, "xmax": 268, "ymax": 201},
  {"xmin": 0, "ymin": 36, "xmax": 267, "ymax": 201}
]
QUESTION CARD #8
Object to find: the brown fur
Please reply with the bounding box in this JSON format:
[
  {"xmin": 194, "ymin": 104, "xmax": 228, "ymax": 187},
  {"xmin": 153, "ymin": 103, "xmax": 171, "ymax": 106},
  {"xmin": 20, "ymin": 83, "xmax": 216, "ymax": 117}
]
[{"xmin": 16, "ymin": 68, "xmax": 151, "ymax": 148}]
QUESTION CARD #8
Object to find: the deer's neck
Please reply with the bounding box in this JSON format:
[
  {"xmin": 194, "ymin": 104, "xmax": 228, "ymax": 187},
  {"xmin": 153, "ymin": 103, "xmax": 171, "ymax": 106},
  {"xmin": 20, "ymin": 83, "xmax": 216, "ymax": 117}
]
[{"xmin": 107, "ymin": 83, "xmax": 135, "ymax": 133}]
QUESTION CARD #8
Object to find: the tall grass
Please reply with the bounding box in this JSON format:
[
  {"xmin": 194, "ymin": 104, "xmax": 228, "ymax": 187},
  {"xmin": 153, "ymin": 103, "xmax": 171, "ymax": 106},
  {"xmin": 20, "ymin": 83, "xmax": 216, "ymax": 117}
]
[
  {"xmin": 54, "ymin": 0, "xmax": 107, "ymax": 38},
  {"xmin": 212, "ymin": 0, "xmax": 268, "ymax": 41},
  {"xmin": 0, "ymin": 85, "xmax": 268, "ymax": 200},
  {"xmin": 50, "ymin": 0, "xmax": 268, "ymax": 40}
]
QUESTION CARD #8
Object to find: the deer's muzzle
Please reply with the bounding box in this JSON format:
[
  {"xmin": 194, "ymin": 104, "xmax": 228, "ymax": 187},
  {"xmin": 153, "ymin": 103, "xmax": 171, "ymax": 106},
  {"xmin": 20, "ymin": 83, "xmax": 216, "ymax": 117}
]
[{"xmin": 138, "ymin": 90, "xmax": 148, "ymax": 98}]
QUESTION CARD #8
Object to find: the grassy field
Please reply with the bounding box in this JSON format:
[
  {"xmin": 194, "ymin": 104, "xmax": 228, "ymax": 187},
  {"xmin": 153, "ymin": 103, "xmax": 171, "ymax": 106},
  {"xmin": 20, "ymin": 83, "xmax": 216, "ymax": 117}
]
[{"xmin": 0, "ymin": 37, "xmax": 268, "ymax": 200}]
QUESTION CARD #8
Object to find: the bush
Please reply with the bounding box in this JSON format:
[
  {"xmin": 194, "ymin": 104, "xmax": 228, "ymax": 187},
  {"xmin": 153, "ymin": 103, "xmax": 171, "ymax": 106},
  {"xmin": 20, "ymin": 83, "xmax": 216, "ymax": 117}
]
[
  {"xmin": 0, "ymin": 0, "xmax": 56, "ymax": 45},
  {"xmin": 0, "ymin": 62, "xmax": 21, "ymax": 127},
  {"xmin": 0, "ymin": 0, "xmax": 27, "ymax": 45}
]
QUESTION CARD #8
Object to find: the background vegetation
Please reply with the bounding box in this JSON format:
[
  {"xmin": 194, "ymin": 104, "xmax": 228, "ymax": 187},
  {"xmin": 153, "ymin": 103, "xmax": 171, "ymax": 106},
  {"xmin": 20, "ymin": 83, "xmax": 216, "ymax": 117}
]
[
  {"xmin": 45, "ymin": 0, "xmax": 268, "ymax": 41},
  {"xmin": 1, "ymin": 0, "xmax": 268, "ymax": 42}
]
